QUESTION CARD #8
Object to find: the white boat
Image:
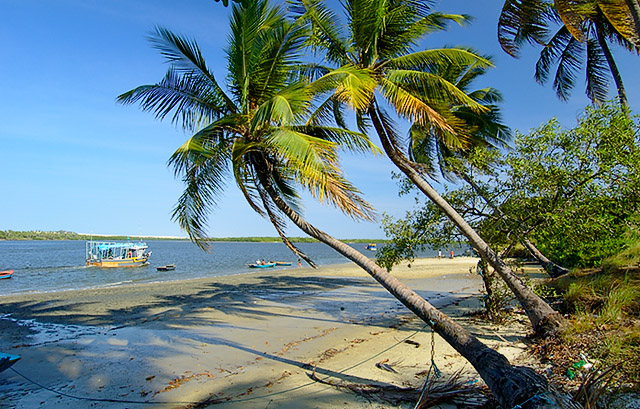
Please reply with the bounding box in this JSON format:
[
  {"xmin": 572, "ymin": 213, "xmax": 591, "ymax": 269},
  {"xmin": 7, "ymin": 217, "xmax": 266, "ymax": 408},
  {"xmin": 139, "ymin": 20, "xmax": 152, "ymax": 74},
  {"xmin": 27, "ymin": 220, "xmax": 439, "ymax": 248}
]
[{"xmin": 86, "ymin": 241, "xmax": 151, "ymax": 268}]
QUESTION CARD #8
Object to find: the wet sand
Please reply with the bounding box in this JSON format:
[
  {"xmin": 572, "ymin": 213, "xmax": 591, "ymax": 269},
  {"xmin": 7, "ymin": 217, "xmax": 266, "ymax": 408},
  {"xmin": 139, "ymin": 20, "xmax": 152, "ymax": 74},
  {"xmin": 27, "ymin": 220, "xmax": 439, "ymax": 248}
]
[{"xmin": 0, "ymin": 257, "xmax": 531, "ymax": 408}]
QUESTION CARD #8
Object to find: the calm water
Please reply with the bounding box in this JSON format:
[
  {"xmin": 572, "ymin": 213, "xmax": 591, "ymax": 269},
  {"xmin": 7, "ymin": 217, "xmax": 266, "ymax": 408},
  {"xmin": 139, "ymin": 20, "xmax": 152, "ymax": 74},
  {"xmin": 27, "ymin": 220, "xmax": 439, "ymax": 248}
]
[{"xmin": 0, "ymin": 240, "xmax": 436, "ymax": 296}]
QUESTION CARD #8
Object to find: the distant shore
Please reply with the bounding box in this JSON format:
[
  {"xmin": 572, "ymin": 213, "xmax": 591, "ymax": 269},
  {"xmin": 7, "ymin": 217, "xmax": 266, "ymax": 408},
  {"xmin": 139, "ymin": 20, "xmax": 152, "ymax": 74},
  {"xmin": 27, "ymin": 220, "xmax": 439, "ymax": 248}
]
[
  {"xmin": 0, "ymin": 257, "xmax": 531, "ymax": 408},
  {"xmin": 1, "ymin": 230, "xmax": 390, "ymax": 243}
]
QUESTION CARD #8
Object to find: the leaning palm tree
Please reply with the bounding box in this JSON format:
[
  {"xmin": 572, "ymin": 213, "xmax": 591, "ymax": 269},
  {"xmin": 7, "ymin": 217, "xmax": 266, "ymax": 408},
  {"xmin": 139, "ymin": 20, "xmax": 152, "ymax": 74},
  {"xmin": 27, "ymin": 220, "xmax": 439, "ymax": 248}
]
[
  {"xmin": 293, "ymin": 1, "xmax": 578, "ymax": 407},
  {"xmin": 119, "ymin": 0, "xmax": 380, "ymax": 264},
  {"xmin": 404, "ymin": 55, "xmax": 570, "ymax": 278},
  {"xmin": 498, "ymin": 0, "xmax": 639, "ymax": 108},
  {"xmin": 296, "ymin": 0, "xmax": 565, "ymax": 335},
  {"xmin": 119, "ymin": 1, "xmax": 578, "ymax": 407}
]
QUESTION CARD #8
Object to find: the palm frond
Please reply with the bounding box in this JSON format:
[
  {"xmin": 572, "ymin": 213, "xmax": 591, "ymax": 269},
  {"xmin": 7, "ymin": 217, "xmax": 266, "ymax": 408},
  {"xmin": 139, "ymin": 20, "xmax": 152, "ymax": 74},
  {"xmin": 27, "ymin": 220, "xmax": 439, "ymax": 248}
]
[
  {"xmin": 386, "ymin": 69, "xmax": 488, "ymax": 113},
  {"xmin": 379, "ymin": 12, "xmax": 470, "ymax": 59},
  {"xmin": 291, "ymin": 0, "xmax": 352, "ymax": 64},
  {"xmin": 498, "ymin": 0, "xmax": 556, "ymax": 56},
  {"xmin": 117, "ymin": 68, "xmax": 230, "ymax": 133},
  {"xmin": 535, "ymin": 26, "xmax": 575, "ymax": 84},
  {"xmin": 304, "ymin": 94, "xmax": 348, "ymax": 128},
  {"xmin": 551, "ymin": 30, "xmax": 585, "ymax": 100},
  {"xmin": 250, "ymin": 14, "xmax": 309, "ymax": 103},
  {"xmin": 252, "ymin": 82, "xmax": 312, "ymax": 130},
  {"xmin": 288, "ymin": 125, "xmax": 381, "ymax": 155},
  {"xmin": 313, "ymin": 64, "xmax": 377, "ymax": 110},
  {"xmin": 379, "ymin": 77, "xmax": 455, "ymax": 134},
  {"xmin": 149, "ymin": 26, "xmax": 236, "ymax": 113},
  {"xmin": 266, "ymin": 128, "xmax": 337, "ymax": 185},
  {"xmin": 267, "ymin": 128, "xmax": 376, "ymax": 221},
  {"xmin": 597, "ymin": 0, "xmax": 640, "ymax": 48},
  {"xmin": 169, "ymin": 138, "xmax": 231, "ymax": 249},
  {"xmin": 585, "ymin": 37, "xmax": 610, "ymax": 105},
  {"xmin": 554, "ymin": 0, "xmax": 590, "ymax": 42},
  {"xmin": 387, "ymin": 47, "xmax": 492, "ymax": 72},
  {"xmin": 227, "ymin": 0, "xmax": 270, "ymax": 107}
]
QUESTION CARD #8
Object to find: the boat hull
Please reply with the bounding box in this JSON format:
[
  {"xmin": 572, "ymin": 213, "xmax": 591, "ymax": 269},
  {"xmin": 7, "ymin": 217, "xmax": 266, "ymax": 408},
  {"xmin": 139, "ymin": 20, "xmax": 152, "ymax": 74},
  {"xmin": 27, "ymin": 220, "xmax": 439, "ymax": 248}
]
[
  {"xmin": 248, "ymin": 263, "xmax": 276, "ymax": 268},
  {"xmin": 86, "ymin": 257, "xmax": 149, "ymax": 268},
  {"xmin": 0, "ymin": 270, "xmax": 13, "ymax": 279},
  {"xmin": 156, "ymin": 265, "xmax": 176, "ymax": 271},
  {"xmin": 0, "ymin": 353, "xmax": 20, "ymax": 373}
]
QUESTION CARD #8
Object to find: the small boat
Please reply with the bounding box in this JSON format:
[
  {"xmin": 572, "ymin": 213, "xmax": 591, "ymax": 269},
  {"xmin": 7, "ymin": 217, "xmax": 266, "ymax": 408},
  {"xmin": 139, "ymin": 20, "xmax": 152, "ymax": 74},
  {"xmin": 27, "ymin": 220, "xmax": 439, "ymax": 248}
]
[
  {"xmin": 86, "ymin": 240, "xmax": 151, "ymax": 268},
  {"xmin": 274, "ymin": 261, "xmax": 292, "ymax": 266},
  {"xmin": 365, "ymin": 243, "xmax": 377, "ymax": 251},
  {"xmin": 248, "ymin": 263, "xmax": 277, "ymax": 268},
  {"xmin": 157, "ymin": 264, "xmax": 176, "ymax": 271},
  {"xmin": 0, "ymin": 353, "xmax": 20, "ymax": 373},
  {"xmin": 0, "ymin": 270, "xmax": 13, "ymax": 280}
]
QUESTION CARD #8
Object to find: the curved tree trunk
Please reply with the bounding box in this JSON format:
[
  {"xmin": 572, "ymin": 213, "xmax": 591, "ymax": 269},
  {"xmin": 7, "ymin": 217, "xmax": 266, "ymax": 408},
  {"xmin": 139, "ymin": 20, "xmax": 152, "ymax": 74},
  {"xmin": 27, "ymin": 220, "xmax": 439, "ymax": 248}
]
[
  {"xmin": 368, "ymin": 104, "xmax": 566, "ymax": 337},
  {"xmin": 457, "ymin": 170, "xmax": 569, "ymax": 278},
  {"xmin": 256, "ymin": 171, "xmax": 576, "ymax": 408},
  {"xmin": 596, "ymin": 20, "xmax": 629, "ymax": 109},
  {"xmin": 521, "ymin": 238, "xmax": 569, "ymax": 278}
]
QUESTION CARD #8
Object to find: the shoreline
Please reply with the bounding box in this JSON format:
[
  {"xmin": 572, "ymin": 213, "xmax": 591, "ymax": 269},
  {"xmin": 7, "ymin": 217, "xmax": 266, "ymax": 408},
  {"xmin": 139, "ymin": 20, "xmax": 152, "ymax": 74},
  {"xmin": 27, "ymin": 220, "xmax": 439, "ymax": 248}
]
[{"xmin": 0, "ymin": 257, "xmax": 533, "ymax": 408}]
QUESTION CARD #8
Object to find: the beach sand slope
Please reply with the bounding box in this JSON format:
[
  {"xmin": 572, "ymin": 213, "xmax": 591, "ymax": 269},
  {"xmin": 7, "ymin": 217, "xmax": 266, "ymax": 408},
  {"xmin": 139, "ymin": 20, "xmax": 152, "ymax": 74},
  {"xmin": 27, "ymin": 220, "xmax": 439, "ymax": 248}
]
[{"xmin": 0, "ymin": 257, "xmax": 531, "ymax": 408}]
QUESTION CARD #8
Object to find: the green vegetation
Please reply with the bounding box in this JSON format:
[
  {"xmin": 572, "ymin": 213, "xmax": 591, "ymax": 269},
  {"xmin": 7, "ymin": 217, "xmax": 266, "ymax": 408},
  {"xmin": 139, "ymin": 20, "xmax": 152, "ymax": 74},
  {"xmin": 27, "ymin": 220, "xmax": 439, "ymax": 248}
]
[
  {"xmin": 381, "ymin": 103, "xmax": 640, "ymax": 270},
  {"xmin": 0, "ymin": 230, "xmax": 382, "ymax": 243},
  {"xmin": 0, "ymin": 230, "xmax": 84, "ymax": 241},
  {"xmin": 543, "ymin": 252, "xmax": 640, "ymax": 387}
]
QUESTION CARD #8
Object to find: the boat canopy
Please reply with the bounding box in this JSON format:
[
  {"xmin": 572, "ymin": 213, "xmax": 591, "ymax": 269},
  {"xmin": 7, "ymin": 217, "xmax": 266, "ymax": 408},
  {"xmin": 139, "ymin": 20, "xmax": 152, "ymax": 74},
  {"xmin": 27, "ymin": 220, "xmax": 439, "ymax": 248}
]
[{"xmin": 86, "ymin": 241, "xmax": 148, "ymax": 261}]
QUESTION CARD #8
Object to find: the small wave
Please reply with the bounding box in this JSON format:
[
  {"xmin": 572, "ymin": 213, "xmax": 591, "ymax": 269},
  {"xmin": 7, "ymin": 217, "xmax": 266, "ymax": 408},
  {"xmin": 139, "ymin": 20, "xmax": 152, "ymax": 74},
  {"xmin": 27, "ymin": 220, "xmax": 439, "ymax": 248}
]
[{"xmin": 17, "ymin": 265, "xmax": 89, "ymax": 272}]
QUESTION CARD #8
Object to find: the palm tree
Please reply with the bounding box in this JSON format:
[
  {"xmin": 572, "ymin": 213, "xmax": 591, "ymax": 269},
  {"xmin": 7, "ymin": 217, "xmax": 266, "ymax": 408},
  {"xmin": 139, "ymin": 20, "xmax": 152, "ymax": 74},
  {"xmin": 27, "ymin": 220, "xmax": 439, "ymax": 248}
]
[
  {"xmin": 296, "ymin": 0, "xmax": 565, "ymax": 336},
  {"xmin": 405, "ymin": 57, "xmax": 570, "ymax": 278},
  {"xmin": 292, "ymin": 1, "xmax": 578, "ymax": 406},
  {"xmin": 118, "ymin": 0, "xmax": 380, "ymax": 264},
  {"xmin": 118, "ymin": 1, "xmax": 578, "ymax": 407},
  {"xmin": 498, "ymin": 0, "xmax": 639, "ymax": 108}
]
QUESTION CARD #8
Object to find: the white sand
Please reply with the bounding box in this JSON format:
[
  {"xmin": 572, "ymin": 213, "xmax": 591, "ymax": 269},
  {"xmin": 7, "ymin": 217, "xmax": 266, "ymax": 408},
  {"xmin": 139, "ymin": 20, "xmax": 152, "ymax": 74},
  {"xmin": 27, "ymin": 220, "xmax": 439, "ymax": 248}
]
[{"xmin": 0, "ymin": 257, "xmax": 532, "ymax": 408}]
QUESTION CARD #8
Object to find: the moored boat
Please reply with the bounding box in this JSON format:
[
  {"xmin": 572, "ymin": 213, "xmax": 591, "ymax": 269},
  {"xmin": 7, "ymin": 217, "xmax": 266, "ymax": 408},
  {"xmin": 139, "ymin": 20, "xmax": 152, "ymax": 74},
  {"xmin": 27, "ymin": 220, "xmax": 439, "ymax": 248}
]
[
  {"xmin": 248, "ymin": 263, "xmax": 276, "ymax": 268},
  {"xmin": 0, "ymin": 270, "xmax": 13, "ymax": 280},
  {"xmin": 157, "ymin": 264, "xmax": 176, "ymax": 271},
  {"xmin": 365, "ymin": 243, "xmax": 377, "ymax": 251},
  {"xmin": 0, "ymin": 353, "xmax": 20, "ymax": 373},
  {"xmin": 274, "ymin": 261, "xmax": 292, "ymax": 266},
  {"xmin": 86, "ymin": 241, "xmax": 151, "ymax": 268}
]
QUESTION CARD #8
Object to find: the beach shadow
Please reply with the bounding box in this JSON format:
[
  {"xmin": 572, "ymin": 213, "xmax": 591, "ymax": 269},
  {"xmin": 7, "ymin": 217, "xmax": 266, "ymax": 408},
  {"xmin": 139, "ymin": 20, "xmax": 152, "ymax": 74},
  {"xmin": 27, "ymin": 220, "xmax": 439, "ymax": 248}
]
[{"xmin": 0, "ymin": 275, "xmax": 412, "ymax": 333}]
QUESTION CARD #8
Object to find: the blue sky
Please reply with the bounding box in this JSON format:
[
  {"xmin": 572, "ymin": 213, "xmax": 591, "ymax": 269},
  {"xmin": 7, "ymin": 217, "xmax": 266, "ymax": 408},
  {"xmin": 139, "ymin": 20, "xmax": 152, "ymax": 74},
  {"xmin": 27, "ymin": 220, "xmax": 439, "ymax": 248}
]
[{"xmin": 1, "ymin": 0, "xmax": 638, "ymax": 239}]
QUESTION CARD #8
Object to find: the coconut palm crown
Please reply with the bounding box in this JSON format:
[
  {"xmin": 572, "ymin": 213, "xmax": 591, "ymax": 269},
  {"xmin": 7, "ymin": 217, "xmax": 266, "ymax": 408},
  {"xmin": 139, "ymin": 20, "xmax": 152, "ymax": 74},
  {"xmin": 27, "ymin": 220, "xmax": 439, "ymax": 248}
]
[
  {"xmin": 498, "ymin": 0, "xmax": 639, "ymax": 107},
  {"xmin": 118, "ymin": 0, "xmax": 379, "ymax": 257},
  {"xmin": 293, "ymin": 0, "xmax": 495, "ymax": 153}
]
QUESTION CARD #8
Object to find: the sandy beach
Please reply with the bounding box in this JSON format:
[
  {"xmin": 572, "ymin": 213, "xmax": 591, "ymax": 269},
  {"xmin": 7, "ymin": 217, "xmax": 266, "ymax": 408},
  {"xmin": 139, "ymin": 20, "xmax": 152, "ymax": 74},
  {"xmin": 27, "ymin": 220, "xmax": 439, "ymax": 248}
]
[{"xmin": 0, "ymin": 257, "xmax": 533, "ymax": 408}]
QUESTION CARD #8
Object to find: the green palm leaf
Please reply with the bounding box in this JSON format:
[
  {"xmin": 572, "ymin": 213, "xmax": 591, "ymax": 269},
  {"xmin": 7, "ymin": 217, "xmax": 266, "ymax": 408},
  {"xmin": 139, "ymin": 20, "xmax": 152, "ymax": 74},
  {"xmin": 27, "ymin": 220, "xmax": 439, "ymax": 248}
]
[
  {"xmin": 149, "ymin": 26, "xmax": 236, "ymax": 113},
  {"xmin": 585, "ymin": 37, "xmax": 610, "ymax": 104},
  {"xmin": 387, "ymin": 48, "xmax": 492, "ymax": 71}
]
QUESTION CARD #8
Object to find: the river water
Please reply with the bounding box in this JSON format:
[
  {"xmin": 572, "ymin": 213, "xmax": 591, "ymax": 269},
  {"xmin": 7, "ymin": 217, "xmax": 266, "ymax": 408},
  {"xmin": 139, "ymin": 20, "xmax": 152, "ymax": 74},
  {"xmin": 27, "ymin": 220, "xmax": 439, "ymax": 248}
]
[{"xmin": 0, "ymin": 240, "xmax": 437, "ymax": 296}]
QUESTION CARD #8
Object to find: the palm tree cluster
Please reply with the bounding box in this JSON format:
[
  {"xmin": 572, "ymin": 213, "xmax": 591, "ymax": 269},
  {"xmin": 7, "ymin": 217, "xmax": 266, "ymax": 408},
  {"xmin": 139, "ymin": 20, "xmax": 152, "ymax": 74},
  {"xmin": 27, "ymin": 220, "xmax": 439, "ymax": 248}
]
[
  {"xmin": 498, "ymin": 0, "xmax": 640, "ymax": 107},
  {"xmin": 119, "ymin": 0, "xmax": 588, "ymax": 407}
]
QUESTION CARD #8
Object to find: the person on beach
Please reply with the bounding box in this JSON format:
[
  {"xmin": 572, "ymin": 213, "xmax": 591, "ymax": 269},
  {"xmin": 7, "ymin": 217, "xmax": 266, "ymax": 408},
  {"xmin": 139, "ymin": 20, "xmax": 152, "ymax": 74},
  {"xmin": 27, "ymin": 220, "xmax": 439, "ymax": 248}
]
[
  {"xmin": 450, "ymin": 250, "xmax": 454, "ymax": 259},
  {"xmin": 297, "ymin": 258, "xmax": 301, "ymax": 267},
  {"xmin": 438, "ymin": 250, "xmax": 442, "ymax": 260}
]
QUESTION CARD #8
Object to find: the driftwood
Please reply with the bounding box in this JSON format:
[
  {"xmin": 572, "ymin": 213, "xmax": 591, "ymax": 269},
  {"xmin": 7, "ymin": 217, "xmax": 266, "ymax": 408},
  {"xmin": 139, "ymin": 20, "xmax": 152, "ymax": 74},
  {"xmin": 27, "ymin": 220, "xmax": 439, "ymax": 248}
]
[{"xmin": 308, "ymin": 368, "xmax": 488, "ymax": 408}]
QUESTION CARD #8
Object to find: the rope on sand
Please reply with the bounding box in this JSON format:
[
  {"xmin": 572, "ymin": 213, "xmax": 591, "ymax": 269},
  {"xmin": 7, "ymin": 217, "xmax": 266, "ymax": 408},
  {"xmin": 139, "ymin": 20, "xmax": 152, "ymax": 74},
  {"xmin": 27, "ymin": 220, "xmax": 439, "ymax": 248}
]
[{"xmin": 8, "ymin": 324, "xmax": 429, "ymax": 405}]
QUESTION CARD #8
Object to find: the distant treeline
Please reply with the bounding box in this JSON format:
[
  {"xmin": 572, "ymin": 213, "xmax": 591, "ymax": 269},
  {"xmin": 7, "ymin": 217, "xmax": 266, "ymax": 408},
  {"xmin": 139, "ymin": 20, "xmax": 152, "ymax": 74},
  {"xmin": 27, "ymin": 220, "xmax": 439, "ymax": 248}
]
[{"xmin": 0, "ymin": 230, "xmax": 384, "ymax": 243}]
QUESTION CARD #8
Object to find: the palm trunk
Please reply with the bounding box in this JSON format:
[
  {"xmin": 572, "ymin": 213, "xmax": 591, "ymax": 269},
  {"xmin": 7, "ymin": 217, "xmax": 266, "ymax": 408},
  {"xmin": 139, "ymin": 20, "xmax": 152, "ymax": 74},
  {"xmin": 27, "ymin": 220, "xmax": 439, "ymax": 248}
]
[
  {"xmin": 457, "ymin": 170, "xmax": 569, "ymax": 278},
  {"xmin": 256, "ymin": 169, "xmax": 575, "ymax": 408},
  {"xmin": 595, "ymin": 20, "xmax": 629, "ymax": 109},
  {"xmin": 521, "ymin": 238, "xmax": 569, "ymax": 278},
  {"xmin": 368, "ymin": 104, "xmax": 565, "ymax": 337}
]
